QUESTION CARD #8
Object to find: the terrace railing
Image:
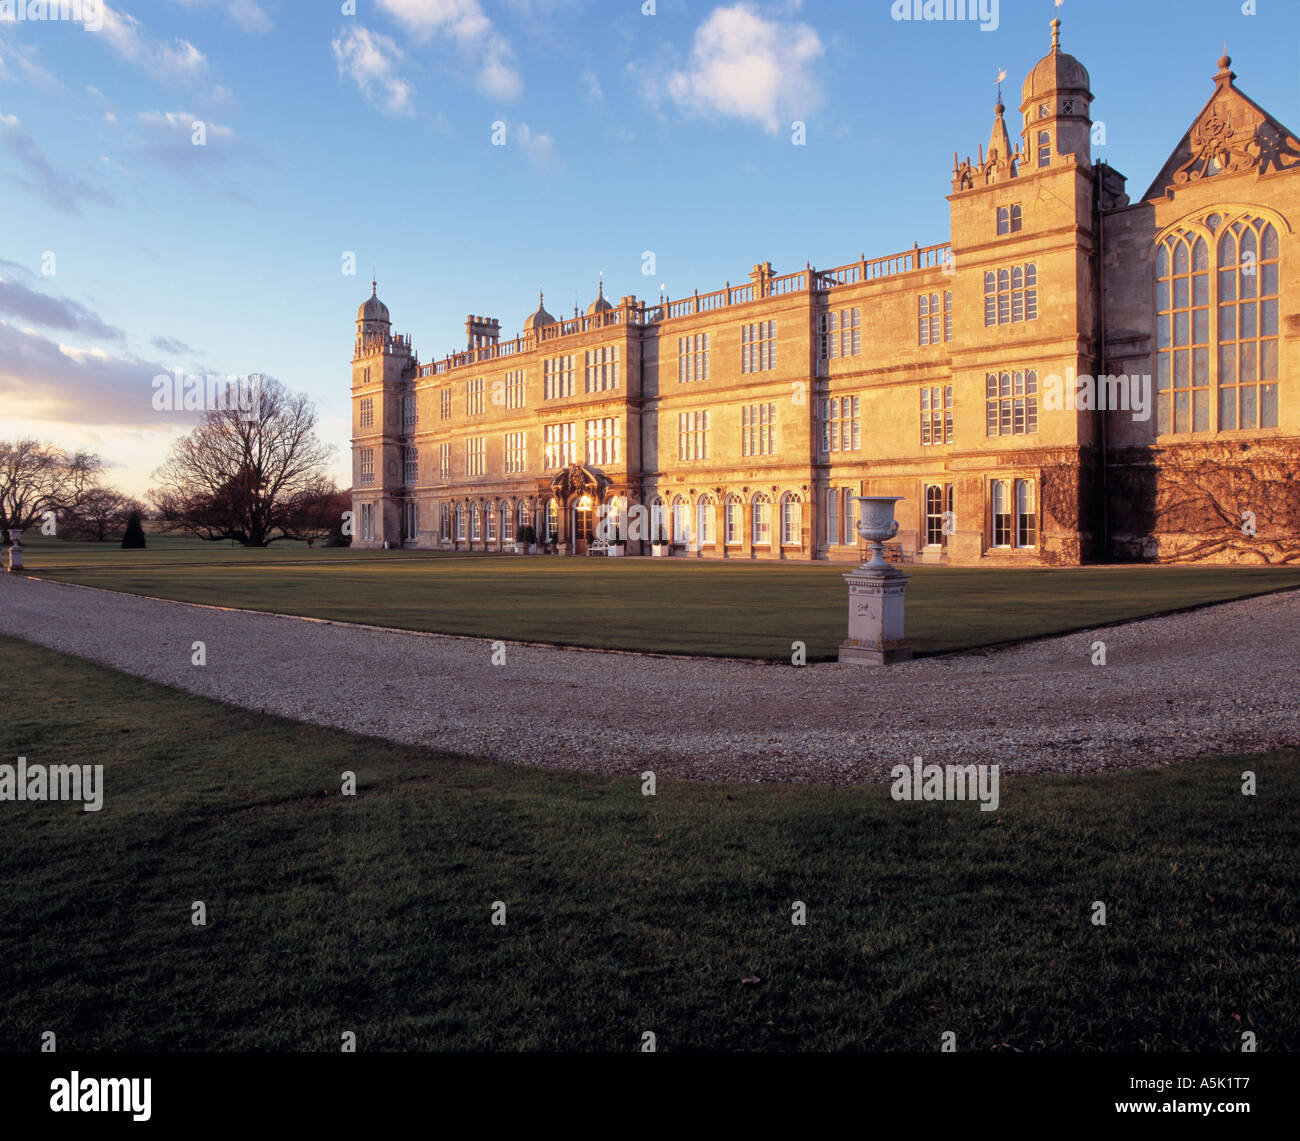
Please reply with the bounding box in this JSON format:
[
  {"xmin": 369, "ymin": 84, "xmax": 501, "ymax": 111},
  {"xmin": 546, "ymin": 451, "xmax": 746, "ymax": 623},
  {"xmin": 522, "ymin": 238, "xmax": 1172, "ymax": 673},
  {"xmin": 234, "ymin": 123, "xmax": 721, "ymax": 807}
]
[{"xmin": 417, "ymin": 242, "xmax": 950, "ymax": 377}]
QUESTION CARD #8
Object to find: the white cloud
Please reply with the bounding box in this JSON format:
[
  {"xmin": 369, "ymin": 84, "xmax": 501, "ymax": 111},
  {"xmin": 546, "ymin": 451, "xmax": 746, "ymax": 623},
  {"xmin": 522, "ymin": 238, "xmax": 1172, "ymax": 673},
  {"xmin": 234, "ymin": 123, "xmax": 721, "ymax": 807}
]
[
  {"xmin": 376, "ymin": 0, "xmax": 522, "ymax": 101},
  {"xmin": 100, "ymin": 3, "xmax": 209, "ymax": 82},
  {"xmin": 0, "ymin": 22, "xmax": 59, "ymax": 88},
  {"xmin": 131, "ymin": 110, "xmax": 258, "ymax": 202},
  {"xmin": 0, "ymin": 113, "xmax": 116, "ymax": 213},
  {"xmin": 137, "ymin": 109, "xmax": 237, "ymax": 143},
  {"xmin": 331, "ymin": 26, "xmax": 413, "ymax": 115},
  {"xmin": 665, "ymin": 3, "xmax": 823, "ymax": 133},
  {"xmin": 0, "ymin": 320, "xmax": 193, "ymax": 430},
  {"xmin": 514, "ymin": 121, "xmax": 553, "ymax": 164},
  {"xmin": 169, "ymin": 0, "xmax": 273, "ymax": 34},
  {"xmin": 226, "ymin": 0, "xmax": 272, "ymax": 34},
  {"xmin": 581, "ymin": 68, "xmax": 602, "ymax": 103}
]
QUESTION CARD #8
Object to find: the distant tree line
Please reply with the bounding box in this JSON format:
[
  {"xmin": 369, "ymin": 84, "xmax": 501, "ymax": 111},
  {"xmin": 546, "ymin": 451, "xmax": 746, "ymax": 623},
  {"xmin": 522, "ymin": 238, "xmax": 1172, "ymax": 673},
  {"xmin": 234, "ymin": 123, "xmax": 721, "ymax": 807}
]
[{"xmin": 1, "ymin": 377, "xmax": 349, "ymax": 547}]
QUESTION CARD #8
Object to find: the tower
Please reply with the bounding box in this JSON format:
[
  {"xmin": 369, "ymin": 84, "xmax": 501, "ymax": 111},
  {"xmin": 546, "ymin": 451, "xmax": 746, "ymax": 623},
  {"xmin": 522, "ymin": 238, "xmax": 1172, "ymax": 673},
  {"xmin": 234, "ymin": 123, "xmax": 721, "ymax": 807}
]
[
  {"xmin": 351, "ymin": 280, "xmax": 416, "ymax": 547},
  {"xmin": 1020, "ymin": 16, "xmax": 1094, "ymax": 172},
  {"xmin": 944, "ymin": 15, "xmax": 1103, "ymax": 565}
]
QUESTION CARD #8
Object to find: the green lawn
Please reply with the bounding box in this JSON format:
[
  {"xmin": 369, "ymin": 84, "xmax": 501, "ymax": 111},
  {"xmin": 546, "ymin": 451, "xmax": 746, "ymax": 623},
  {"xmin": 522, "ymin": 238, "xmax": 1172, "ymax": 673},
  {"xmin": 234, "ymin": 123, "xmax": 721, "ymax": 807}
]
[
  {"xmin": 0, "ymin": 633, "xmax": 1292, "ymax": 1051},
  {"xmin": 17, "ymin": 536, "xmax": 1300, "ymax": 659}
]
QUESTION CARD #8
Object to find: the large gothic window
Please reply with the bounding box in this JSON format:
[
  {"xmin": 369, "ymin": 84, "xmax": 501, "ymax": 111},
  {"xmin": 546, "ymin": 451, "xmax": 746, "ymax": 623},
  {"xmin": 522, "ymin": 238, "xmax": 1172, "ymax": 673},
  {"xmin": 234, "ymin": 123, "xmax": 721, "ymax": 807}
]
[
  {"xmin": 1156, "ymin": 233, "xmax": 1211, "ymax": 434},
  {"xmin": 1217, "ymin": 219, "xmax": 1280, "ymax": 430},
  {"xmin": 1157, "ymin": 216, "xmax": 1282, "ymax": 435}
]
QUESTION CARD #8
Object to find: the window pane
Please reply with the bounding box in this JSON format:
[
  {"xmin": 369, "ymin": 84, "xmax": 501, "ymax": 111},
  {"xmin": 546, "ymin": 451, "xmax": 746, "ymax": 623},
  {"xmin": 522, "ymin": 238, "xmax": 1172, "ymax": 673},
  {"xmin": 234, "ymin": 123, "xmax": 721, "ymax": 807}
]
[
  {"xmin": 1261, "ymin": 384, "xmax": 1279, "ymax": 428},
  {"xmin": 1260, "ymin": 339, "xmax": 1278, "ymax": 380},
  {"xmin": 1261, "ymin": 299, "xmax": 1279, "ymax": 336},
  {"xmin": 1219, "ymin": 344, "xmax": 1236, "ymax": 384},
  {"xmin": 1241, "ymin": 342, "xmax": 1257, "ymax": 384},
  {"xmin": 1219, "ymin": 305, "xmax": 1236, "ymax": 340},
  {"xmin": 1219, "ymin": 386, "xmax": 1237, "ymax": 430}
]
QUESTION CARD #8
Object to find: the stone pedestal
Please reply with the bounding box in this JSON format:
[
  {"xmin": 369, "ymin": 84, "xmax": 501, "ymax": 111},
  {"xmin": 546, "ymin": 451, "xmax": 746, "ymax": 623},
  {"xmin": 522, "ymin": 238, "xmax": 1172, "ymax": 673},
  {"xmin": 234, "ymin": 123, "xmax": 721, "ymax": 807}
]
[
  {"xmin": 838, "ymin": 568, "xmax": 912, "ymax": 666},
  {"xmin": 5, "ymin": 530, "xmax": 22, "ymax": 574}
]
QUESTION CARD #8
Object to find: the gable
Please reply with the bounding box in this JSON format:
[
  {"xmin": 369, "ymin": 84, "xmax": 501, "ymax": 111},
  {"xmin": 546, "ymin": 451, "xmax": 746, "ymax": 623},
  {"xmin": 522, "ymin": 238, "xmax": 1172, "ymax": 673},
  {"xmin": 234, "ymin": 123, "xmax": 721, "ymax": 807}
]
[{"xmin": 1143, "ymin": 76, "xmax": 1300, "ymax": 201}]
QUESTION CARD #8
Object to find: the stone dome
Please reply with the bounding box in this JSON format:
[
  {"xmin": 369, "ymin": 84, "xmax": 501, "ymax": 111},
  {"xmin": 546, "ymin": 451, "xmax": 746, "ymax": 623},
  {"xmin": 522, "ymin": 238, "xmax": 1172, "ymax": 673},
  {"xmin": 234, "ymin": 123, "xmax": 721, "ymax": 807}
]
[
  {"xmin": 524, "ymin": 291, "xmax": 556, "ymax": 332},
  {"xmin": 1022, "ymin": 18, "xmax": 1091, "ymax": 104},
  {"xmin": 586, "ymin": 281, "xmax": 613, "ymax": 317},
  {"xmin": 358, "ymin": 281, "xmax": 389, "ymax": 324}
]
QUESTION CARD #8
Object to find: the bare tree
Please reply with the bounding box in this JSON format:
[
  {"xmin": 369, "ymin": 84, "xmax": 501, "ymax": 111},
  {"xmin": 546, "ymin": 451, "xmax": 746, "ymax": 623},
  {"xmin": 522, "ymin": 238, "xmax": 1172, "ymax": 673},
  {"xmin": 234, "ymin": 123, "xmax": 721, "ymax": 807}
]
[
  {"xmin": 0, "ymin": 439, "xmax": 102, "ymax": 533},
  {"xmin": 151, "ymin": 378, "xmax": 337, "ymax": 547},
  {"xmin": 64, "ymin": 487, "xmax": 146, "ymax": 542}
]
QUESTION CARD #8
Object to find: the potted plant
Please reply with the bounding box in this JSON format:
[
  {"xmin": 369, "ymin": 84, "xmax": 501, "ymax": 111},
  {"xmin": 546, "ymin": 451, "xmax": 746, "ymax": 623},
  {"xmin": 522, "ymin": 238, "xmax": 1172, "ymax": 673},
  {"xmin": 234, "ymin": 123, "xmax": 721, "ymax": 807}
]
[
  {"xmin": 610, "ymin": 538, "xmax": 626, "ymax": 558},
  {"xmin": 651, "ymin": 526, "xmax": 670, "ymax": 558},
  {"xmin": 515, "ymin": 524, "xmax": 537, "ymax": 554}
]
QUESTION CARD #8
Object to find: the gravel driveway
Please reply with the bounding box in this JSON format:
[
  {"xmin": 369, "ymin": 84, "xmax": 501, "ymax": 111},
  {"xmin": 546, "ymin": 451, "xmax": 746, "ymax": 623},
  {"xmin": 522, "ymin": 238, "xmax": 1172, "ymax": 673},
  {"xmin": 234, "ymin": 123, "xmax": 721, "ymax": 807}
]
[{"xmin": 1, "ymin": 574, "xmax": 1297, "ymax": 784}]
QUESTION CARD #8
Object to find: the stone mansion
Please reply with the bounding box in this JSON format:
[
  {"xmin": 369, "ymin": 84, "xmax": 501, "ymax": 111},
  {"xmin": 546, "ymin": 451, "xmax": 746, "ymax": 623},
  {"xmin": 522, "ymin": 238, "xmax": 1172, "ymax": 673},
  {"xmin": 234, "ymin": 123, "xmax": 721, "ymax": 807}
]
[{"xmin": 351, "ymin": 17, "xmax": 1300, "ymax": 565}]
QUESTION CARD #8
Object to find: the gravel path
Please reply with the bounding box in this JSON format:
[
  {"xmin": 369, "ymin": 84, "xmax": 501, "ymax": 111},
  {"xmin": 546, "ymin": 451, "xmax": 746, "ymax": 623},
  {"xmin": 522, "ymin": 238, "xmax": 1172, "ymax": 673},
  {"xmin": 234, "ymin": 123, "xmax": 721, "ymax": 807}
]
[{"xmin": 1, "ymin": 574, "xmax": 1297, "ymax": 784}]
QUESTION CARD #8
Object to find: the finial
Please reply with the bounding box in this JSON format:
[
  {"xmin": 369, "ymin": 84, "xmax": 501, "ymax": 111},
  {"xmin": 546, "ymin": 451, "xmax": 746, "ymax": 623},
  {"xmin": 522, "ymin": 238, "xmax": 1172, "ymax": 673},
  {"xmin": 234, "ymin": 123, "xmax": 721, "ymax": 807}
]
[{"xmin": 1051, "ymin": 14, "xmax": 1061, "ymax": 51}]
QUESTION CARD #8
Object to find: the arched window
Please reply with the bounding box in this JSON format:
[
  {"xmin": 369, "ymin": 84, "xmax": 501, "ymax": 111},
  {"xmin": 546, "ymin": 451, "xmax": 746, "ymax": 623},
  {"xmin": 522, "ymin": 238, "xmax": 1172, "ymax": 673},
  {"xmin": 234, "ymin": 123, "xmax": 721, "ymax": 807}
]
[
  {"xmin": 545, "ymin": 498, "xmax": 559, "ymax": 542},
  {"xmin": 724, "ymin": 495, "xmax": 742, "ymax": 545},
  {"xmin": 991, "ymin": 481, "xmax": 1011, "ymax": 548},
  {"xmin": 1037, "ymin": 129, "xmax": 1051, "ymax": 167},
  {"xmin": 1156, "ymin": 232, "xmax": 1210, "ymax": 434},
  {"xmin": 1015, "ymin": 480, "xmax": 1037, "ymax": 549},
  {"xmin": 844, "ymin": 489, "xmax": 858, "ymax": 544},
  {"xmin": 500, "ymin": 500, "xmax": 511, "ymax": 543},
  {"xmin": 752, "ymin": 492, "xmax": 772, "ymax": 546},
  {"xmin": 649, "ymin": 495, "xmax": 666, "ymax": 543},
  {"xmin": 601, "ymin": 495, "xmax": 625, "ymax": 541},
  {"xmin": 925, "ymin": 484, "xmax": 945, "ymax": 547},
  {"xmin": 826, "ymin": 487, "xmax": 840, "ymax": 545},
  {"xmin": 486, "ymin": 501, "xmax": 497, "ymax": 542},
  {"xmin": 471, "ymin": 502, "xmax": 482, "ymax": 541},
  {"xmin": 697, "ymin": 495, "xmax": 715, "ymax": 546},
  {"xmin": 455, "ymin": 503, "xmax": 466, "ymax": 542},
  {"xmin": 518, "ymin": 500, "xmax": 530, "ymax": 535},
  {"xmin": 671, "ymin": 495, "xmax": 690, "ymax": 544},
  {"xmin": 1218, "ymin": 219, "xmax": 1280, "ymax": 430},
  {"xmin": 575, "ymin": 494, "xmax": 594, "ymax": 546},
  {"xmin": 440, "ymin": 502, "xmax": 450, "ymax": 541},
  {"xmin": 780, "ymin": 493, "xmax": 801, "ymax": 547}
]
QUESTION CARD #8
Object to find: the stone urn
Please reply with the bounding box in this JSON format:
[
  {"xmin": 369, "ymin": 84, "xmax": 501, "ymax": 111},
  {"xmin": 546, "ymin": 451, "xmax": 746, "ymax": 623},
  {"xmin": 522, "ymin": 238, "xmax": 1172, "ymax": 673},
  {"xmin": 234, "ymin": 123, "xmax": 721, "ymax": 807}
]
[
  {"xmin": 6, "ymin": 529, "xmax": 23, "ymax": 573},
  {"xmin": 851, "ymin": 496, "xmax": 903, "ymax": 572}
]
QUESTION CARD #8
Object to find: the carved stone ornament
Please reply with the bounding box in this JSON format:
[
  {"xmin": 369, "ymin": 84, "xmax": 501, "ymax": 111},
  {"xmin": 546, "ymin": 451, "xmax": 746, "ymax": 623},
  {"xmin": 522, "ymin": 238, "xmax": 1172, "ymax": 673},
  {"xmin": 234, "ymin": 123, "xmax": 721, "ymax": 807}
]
[{"xmin": 1174, "ymin": 103, "xmax": 1257, "ymax": 184}]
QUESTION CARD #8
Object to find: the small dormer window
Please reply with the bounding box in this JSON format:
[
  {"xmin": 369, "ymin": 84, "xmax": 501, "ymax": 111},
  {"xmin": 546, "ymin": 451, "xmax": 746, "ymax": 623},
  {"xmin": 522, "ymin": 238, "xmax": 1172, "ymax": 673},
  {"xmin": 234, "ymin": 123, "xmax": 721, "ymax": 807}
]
[{"xmin": 1037, "ymin": 130, "xmax": 1051, "ymax": 168}]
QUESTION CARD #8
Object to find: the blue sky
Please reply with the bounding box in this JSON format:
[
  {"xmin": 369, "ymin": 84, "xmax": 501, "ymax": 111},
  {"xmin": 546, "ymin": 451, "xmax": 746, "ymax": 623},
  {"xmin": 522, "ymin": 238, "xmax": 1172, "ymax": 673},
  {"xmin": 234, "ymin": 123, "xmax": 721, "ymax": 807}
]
[{"xmin": 2, "ymin": 0, "xmax": 1298, "ymax": 496}]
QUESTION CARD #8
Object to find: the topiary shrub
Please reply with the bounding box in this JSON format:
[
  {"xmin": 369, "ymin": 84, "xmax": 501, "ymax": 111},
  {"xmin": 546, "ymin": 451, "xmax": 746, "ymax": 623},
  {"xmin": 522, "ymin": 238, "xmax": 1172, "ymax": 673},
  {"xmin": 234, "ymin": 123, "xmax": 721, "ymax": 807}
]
[{"xmin": 121, "ymin": 511, "xmax": 147, "ymax": 549}]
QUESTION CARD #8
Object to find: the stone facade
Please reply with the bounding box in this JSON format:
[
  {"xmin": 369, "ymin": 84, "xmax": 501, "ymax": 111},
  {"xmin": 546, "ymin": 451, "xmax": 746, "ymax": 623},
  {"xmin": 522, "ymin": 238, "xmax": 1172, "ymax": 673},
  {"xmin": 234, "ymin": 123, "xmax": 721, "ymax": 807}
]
[{"xmin": 351, "ymin": 18, "xmax": 1300, "ymax": 564}]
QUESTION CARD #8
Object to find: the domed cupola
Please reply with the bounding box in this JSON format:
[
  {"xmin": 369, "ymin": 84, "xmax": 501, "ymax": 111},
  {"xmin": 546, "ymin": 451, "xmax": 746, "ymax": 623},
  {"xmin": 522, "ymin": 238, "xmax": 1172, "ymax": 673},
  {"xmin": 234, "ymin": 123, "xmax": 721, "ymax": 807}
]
[
  {"xmin": 357, "ymin": 280, "xmax": 390, "ymax": 330},
  {"xmin": 523, "ymin": 291, "xmax": 556, "ymax": 335},
  {"xmin": 1020, "ymin": 17, "xmax": 1094, "ymax": 170},
  {"xmin": 586, "ymin": 280, "xmax": 614, "ymax": 318}
]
